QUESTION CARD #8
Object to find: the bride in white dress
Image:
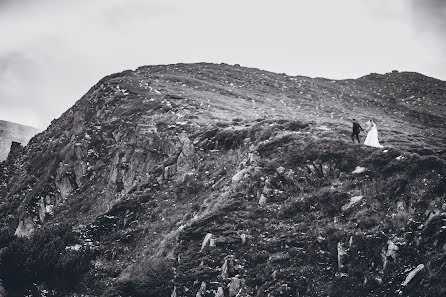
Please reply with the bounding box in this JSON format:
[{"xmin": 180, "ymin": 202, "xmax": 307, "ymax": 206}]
[{"xmin": 364, "ymin": 119, "xmax": 383, "ymax": 148}]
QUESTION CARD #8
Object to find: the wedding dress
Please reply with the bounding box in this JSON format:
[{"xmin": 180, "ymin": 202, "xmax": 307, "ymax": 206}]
[{"xmin": 364, "ymin": 121, "xmax": 383, "ymax": 148}]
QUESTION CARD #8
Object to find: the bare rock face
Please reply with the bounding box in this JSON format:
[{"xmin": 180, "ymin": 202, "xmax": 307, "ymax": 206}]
[
  {"xmin": 0, "ymin": 63, "xmax": 445, "ymax": 296},
  {"xmin": 14, "ymin": 215, "xmax": 35, "ymax": 237}
]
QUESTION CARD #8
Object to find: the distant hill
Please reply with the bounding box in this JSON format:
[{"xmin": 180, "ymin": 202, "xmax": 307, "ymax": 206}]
[
  {"xmin": 0, "ymin": 63, "xmax": 445, "ymax": 296},
  {"xmin": 0, "ymin": 120, "xmax": 39, "ymax": 161}
]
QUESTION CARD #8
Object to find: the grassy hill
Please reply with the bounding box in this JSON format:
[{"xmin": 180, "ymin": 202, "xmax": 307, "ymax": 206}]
[{"xmin": 0, "ymin": 63, "xmax": 445, "ymax": 296}]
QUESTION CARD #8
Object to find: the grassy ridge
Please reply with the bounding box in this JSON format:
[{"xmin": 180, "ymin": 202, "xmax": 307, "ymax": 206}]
[{"xmin": 0, "ymin": 63, "xmax": 444, "ymax": 296}]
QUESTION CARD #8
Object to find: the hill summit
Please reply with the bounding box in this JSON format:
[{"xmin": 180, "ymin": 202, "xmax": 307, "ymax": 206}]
[{"xmin": 0, "ymin": 63, "xmax": 445, "ymax": 296}]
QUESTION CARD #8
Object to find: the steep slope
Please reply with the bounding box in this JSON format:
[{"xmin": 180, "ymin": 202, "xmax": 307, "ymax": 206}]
[
  {"xmin": 0, "ymin": 63, "xmax": 445, "ymax": 297},
  {"xmin": 0, "ymin": 120, "xmax": 39, "ymax": 161}
]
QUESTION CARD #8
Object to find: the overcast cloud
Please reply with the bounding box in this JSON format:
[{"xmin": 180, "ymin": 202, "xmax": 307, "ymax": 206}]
[{"xmin": 1, "ymin": 0, "xmax": 445, "ymax": 128}]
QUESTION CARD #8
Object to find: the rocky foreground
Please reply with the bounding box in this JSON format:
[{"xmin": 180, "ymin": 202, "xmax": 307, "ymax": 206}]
[{"xmin": 0, "ymin": 63, "xmax": 445, "ymax": 296}]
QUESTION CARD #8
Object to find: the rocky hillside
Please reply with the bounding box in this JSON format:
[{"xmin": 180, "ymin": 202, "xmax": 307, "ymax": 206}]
[
  {"xmin": 0, "ymin": 63, "xmax": 445, "ymax": 297},
  {"xmin": 0, "ymin": 120, "xmax": 39, "ymax": 161}
]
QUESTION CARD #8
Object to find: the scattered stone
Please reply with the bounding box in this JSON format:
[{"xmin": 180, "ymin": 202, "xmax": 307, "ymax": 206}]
[
  {"xmin": 269, "ymin": 252, "xmax": 290, "ymax": 263},
  {"xmin": 215, "ymin": 287, "xmax": 224, "ymax": 297},
  {"xmin": 232, "ymin": 167, "xmax": 250, "ymax": 183},
  {"xmin": 65, "ymin": 244, "xmax": 82, "ymax": 251},
  {"xmin": 240, "ymin": 233, "xmax": 247, "ymax": 244},
  {"xmin": 375, "ymin": 276, "xmax": 383, "ymax": 284},
  {"xmin": 171, "ymin": 286, "xmax": 177, "ymax": 297},
  {"xmin": 259, "ymin": 194, "xmax": 267, "ymax": 205},
  {"xmin": 276, "ymin": 166, "xmax": 286, "ymax": 175},
  {"xmin": 221, "ymin": 259, "xmax": 229, "ymax": 279},
  {"xmin": 341, "ymin": 196, "xmax": 364, "ymax": 211},
  {"xmin": 352, "ymin": 166, "xmax": 366, "ymax": 174},
  {"xmin": 396, "ymin": 201, "xmax": 405, "ymax": 212},
  {"xmin": 201, "ymin": 233, "xmax": 213, "ymax": 251},
  {"xmin": 15, "ymin": 216, "xmax": 36, "ymax": 237},
  {"xmin": 196, "ymin": 281, "xmax": 207, "ymax": 297},
  {"xmin": 337, "ymin": 242, "xmax": 347, "ymax": 271},
  {"xmin": 382, "ymin": 239, "xmax": 399, "ymax": 270},
  {"xmin": 401, "ymin": 264, "xmax": 424, "ymax": 286},
  {"xmin": 316, "ymin": 125, "xmax": 331, "ymax": 131},
  {"xmin": 228, "ymin": 276, "xmax": 242, "ymax": 297}
]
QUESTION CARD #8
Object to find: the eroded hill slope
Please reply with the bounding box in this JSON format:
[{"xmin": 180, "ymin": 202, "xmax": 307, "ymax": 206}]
[{"xmin": 0, "ymin": 63, "xmax": 445, "ymax": 296}]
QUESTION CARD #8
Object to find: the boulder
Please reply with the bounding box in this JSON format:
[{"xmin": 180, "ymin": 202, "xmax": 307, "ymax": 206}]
[
  {"xmin": 259, "ymin": 194, "xmax": 267, "ymax": 205},
  {"xmin": 196, "ymin": 281, "xmax": 206, "ymax": 297},
  {"xmin": 231, "ymin": 167, "xmax": 250, "ymax": 183},
  {"xmin": 337, "ymin": 242, "xmax": 347, "ymax": 271},
  {"xmin": 382, "ymin": 239, "xmax": 399, "ymax": 270},
  {"xmin": 201, "ymin": 233, "xmax": 213, "ymax": 251},
  {"xmin": 269, "ymin": 252, "xmax": 290, "ymax": 263},
  {"xmin": 221, "ymin": 259, "xmax": 229, "ymax": 279},
  {"xmin": 341, "ymin": 196, "xmax": 364, "ymax": 211},
  {"xmin": 240, "ymin": 233, "xmax": 247, "ymax": 245},
  {"xmin": 15, "ymin": 216, "xmax": 36, "ymax": 237},
  {"xmin": 352, "ymin": 166, "xmax": 366, "ymax": 174},
  {"xmin": 276, "ymin": 166, "xmax": 286, "ymax": 175},
  {"xmin": 402, "ymin": 264, "xmax": 424, "ymax": 286},
  {"xmin": 228, "ymin": 276, "xmax": 242, "ymax": 297},
  {"xmin": 221, "ymin": 256, "xmax": 235, "ymax": 279},
  {"xmin": 215, "ymin": 287, "xmax": 225, "ymax": 297}
]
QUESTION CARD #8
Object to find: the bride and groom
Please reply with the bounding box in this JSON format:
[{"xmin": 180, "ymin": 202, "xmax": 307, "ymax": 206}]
[{"xmin": 351, "ymin": 119, "xmax": 383, "ymax": 148}]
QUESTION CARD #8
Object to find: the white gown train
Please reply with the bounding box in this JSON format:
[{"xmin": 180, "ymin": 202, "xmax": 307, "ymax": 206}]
[{"xmin": 364, "ymin": 123, "xmax": 383, "ymax": 148}]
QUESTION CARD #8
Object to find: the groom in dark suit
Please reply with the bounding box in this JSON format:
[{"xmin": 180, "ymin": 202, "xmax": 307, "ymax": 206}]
[{"xmin": 351, "ymin": 119, "xmax": 364, "ymax": 143}]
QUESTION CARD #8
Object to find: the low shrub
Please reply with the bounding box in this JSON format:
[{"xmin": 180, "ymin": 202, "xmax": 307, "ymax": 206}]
[
  {"xmin": 0, "ymin": 228, "xmax": 14, "ymax": 248},
  {"xmin": 278, "ymin": 197, "xmax": 311, "ymax": 218},
  {"xmin": 0, "ymin": 224, "xmax": 94, "ymax": 296},
  {"xmin": 279, "ymin": 190, "xmax": 348, "ymax": 219},
  {"xmin": 104, "ymin": 257, "xmax": 173, "ymax": 297}
]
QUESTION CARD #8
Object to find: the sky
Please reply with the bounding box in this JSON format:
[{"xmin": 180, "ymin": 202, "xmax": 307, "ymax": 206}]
[{"xmin": 1, "ymin": 0, "xmax": 445, "ymax": 129}]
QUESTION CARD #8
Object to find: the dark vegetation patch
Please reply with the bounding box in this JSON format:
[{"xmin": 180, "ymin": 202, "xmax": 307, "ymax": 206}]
[
  {"xmin": 279, "ymin": 190, "xmax": 350, "ymax": 219},
  {"xmin": 0, "ymin": 224, "xmax": 94, "ymax": 297},
  {"xmin": 85, "ymin": 199, "xmax": 145, "ymax": 241},
  {"xmin": 196, "ymin": 120, "xmax": 310, "ymax": 152},
  {"xmin": 102, "ymin": 258, "xmax": 173, "ymax": 297},
  {"xmin": 195, "ymin": 127, "xmax": 250, "ymax": 151}
]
